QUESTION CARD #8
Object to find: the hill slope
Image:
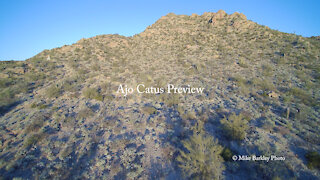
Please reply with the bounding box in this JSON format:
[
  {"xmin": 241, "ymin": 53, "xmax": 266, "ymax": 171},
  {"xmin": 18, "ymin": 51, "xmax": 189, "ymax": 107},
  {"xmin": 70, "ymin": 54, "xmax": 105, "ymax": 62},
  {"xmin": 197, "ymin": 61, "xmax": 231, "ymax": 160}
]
[{"xmin": 0, "ymin": 10, "xmax": 320, "ymax": 179}]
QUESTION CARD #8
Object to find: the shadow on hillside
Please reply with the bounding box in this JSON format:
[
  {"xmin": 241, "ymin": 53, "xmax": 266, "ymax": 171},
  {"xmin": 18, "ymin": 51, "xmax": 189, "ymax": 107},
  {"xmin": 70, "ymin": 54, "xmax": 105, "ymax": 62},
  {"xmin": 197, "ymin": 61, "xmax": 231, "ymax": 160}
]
[
  {"xmin": 0, "ymin": 100, "xmax": 23, "ymax": 117},
  {"xmin": 156, "ymin": 102, "xmax": 309, "ymax": 179}
]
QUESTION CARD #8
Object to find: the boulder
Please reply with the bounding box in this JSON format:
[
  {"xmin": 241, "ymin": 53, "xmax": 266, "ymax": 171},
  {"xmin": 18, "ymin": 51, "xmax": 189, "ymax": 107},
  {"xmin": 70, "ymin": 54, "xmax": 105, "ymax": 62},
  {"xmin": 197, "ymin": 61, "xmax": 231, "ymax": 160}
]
[{"xmin": 268, "ymin": 91, "xmax": 280, "ymax": 98}]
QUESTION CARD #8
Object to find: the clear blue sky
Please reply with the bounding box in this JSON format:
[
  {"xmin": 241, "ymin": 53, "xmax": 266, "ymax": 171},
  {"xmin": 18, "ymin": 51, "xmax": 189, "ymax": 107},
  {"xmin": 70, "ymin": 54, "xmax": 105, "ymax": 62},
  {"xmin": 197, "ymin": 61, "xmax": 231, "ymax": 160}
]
[{"xmin": 0, "ymin": 0, "xmax": 319, "ymax": 60}]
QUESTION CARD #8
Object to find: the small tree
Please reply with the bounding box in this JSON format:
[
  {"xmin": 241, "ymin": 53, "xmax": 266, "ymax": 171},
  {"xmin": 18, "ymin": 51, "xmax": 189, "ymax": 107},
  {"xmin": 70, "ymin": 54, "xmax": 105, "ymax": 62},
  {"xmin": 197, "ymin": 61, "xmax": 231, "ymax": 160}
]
[
  {"xmin": 220, "ymin": 112, "xmax": 249, "ymax": 141},
  {"xmin": 177, "ymin": 121, "xmax": 225, "ymax": 179}
]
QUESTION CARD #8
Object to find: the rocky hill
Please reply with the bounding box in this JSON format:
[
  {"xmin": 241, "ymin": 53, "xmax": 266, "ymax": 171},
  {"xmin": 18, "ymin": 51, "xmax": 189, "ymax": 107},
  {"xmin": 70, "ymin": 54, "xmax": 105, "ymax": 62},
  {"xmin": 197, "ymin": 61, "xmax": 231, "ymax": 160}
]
[{"xmin": 0, "ymin": 10, "xmax": 319, "ymax": 179}]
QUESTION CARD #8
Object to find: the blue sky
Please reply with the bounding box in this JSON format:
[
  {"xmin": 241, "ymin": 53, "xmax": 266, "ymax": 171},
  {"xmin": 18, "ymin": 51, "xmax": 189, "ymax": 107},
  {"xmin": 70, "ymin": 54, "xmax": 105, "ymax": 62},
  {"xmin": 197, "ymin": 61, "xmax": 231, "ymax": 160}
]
[{"xmin": 0, "ymin": 0, "xmax": 319, "ymax": 60}]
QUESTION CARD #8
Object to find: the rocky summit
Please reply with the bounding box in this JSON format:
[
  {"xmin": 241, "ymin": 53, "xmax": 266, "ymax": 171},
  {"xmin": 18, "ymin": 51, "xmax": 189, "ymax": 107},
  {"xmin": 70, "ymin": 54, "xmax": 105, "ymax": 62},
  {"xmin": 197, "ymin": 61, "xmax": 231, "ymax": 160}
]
[{"xmin": 0, "ymin": 10, "xmax": 320, "ymax": 179}]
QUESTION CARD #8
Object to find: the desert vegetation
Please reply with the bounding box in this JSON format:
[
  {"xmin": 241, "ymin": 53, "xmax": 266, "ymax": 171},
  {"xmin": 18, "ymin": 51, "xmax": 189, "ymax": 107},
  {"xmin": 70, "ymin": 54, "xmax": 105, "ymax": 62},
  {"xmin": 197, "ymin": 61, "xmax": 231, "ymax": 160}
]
[
  {"xmin": 0, "ymin": 10, "xmax": 319, "ymax": 179},
  {"xmin": 220, "ymin": 112, "xmax": 250, "ymax": 141},
  {"xmin": 177, "ymin": 121, "xmax": 225, "ymax": 179}
]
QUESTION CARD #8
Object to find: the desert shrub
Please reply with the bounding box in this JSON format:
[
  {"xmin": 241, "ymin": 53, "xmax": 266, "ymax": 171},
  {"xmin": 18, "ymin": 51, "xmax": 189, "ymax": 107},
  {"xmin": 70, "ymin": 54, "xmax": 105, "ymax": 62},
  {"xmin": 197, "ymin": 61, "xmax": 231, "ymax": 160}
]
[
  {"xmin": 25, "ymin": 118, "xmax": 45, "ymax": 133},
  {"xmin": 23, "ymin": 132, "xmax": 45, "ymax": 148},
  {"xmin": 0, "ymin": 76, "xmax": 31, "ymax": 113},
  {"xmin": 78, "ymin": 107, "xmax": 94, "ymax": 119},
  {"xmin": 283, "ymin": 94, "xmax": 293, "ymax": 104},
  {"xmin": 62, "ymin": 77, "xmax": 81, "ymax": 92},
  {"xmin": 63, "ymin": 82, "xmax": 77, "ymax": 92},
  {"xmin": 24, "ymin": 134, "xmax": 39, "ymax": 147},
  {"xmin": 274, "ymin": 56, "xmax": 286, "ymax": 64},
  {"xmin": 179, "ymin": 106, "xmax": 197, "ymax": 121},
  {"xmin": 142, "ymin": 106, "xmax": 157, "ymax": 115},
  {"xmin": 220, "ymin": 112, "xmax": 249, "ymax": 141},
  {"xmin": 185, "ymin": 67, "xmax": 197, "ymax": 76},
  {"xmin": 15, "ymin": 81, "xmax": 29, "ymax": 93},
  {"xmin": 305, "ymin": 151, "xmax": 320, "ymax": 170},
  {"xmin": 238, "ymin": 58, "xmax": 248, "ymax": 68},
  {"xmin": 161, "ymin": 93, "xmax": 180, "ymax": 107},
  {"xmin": 295, "ymin": 104, "xmax": 313, "ymax": 122},
  {"xmin": 0, "ymin": 88, "xmax": 16, "ymax": 105},
  {"xmin": 68, "ymin": 60, "xmax": 79, "ymax": 69},
  {"xmin": 101, "ymin": 81, "xmax": 112, "ymax": 92},
  {"xmin": 295, "ymin": 70, "xmax": 309, "ymax": 83},
  {"xmin": 47, "ymin": 84, "xmax": 62, "ymax": 98},
  {"xmin": 0, "ymin": 87, "xmax": 20, "ymax": 114},
  {"xmin": 120, "ymin": 147, "xmax": 144, "ymax": 179},
  {"xmin": 25, "ymin": 72, "xmax": 46, "ymax": 82},
  {"xmin": 154, "ymin": 77, "xmax": 166, "ymax": 88},
  {"xmin": 75, "ymin": 48, "xmax": 81, "ymax": 52},
  {"xmin": 262, "ymin": 64, "xmax": 273, "ymax": 77},
  {"xmin": 82, "ymin": 87, "xmax": 103, "ymax": 101},
  {"xmin": 252, "ymin": 78, "xmax": 275, "ymax": 92},
  {"xmin": 231, "ymin": 76, "xmax": 251, "ymax": 95},
  {"xmin": 0, "ymin": 78, "xmax": 14, "ymax": 88},
  {"xmin": 46, "ymin": 62, "xmax": 57, "ymax": 71},
  {"xmin": 77, "ymin": 68, "xmax": 88, "ymax": 77},
  {"xmin": 289, "ymin": 87, "xmax": 315, "ymax": 106},
  {"xmin": 177, "ymin": 121, "xmax": 225, "ymax": 179},
  {"xmin": 30, "ymin": 102, "xmax": 48, "ymax": 109},
  {"xmin": 221, "ymin": 147, "xmax": 233, "ymax": 161}
]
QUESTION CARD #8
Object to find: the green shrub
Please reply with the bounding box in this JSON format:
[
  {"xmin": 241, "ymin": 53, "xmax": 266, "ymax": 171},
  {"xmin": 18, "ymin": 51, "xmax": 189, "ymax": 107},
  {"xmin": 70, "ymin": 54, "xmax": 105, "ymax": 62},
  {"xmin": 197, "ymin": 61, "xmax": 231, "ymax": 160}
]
[
  {"xmin": 220, "ymin": 112, "xmax": 249, "ymax": 141},
  {"xmin": 238, "ymin": 58, "xmax": 248, "ymax": 68},
  {"xmin": 142, "ymin": 106, "xmax": 157, "ymax": 115},
  {"xmin": 0, "ymin": 88, "xmax": 16, "ymax": 103},
  {"xmin": 25, "ymin": 72, "xmax": 46, "ymax": 82},
  {"xmin": 23, "ymin": 132, "xmax": 45, "ymax": 148},
  {"xmin": 30, "ymin": 103, "xmax": 48, "ymax": 109},
  {"xmin": 177, "ymin": 121, "xmax": 225, "ymax": 179},
  {"xmin": 231, "ymin": 76, "xmax": 250, "ymax": 95},
  {"xmin": 77, "ymin": 68, "xmax": 88, "ymax": 77},
  {"xmin": 0, "ymin": 78, "xmax": 14, "ymax": 88},
  {"xmin": 283, "ymin": 94, "xmax": 293, "ymax": 104},
  {"xmin": 15, "ymin": 81, "xmax": 29, "ymax": 93},
  {"xmin": 47, "ymin": 85, "xmax": 62, "ymax": 98},
  {"xmin": 179, "ymin": 106, "xmax": 197, "ymax": 121},
  {"xmin": 25, "ymin": 119, "xmax": 44, "ymax": 133},
  {"xmin": 82, "ymin": 87, "xmax": 103, "ymax": 101},
  {"xmin": 290, "ymin": 87, "xmax": 315, "ymax": 106},
  {"xmin": 0, "ymin": 88, "xmax": 18, "ymax": 113},
  {"xmin": 305, "ymin": 151, "xmax": 320, "ymax": 170},
  {"xmin": 62, "ymin": 77, "xmax": 81, "ymax": 92},
  {"xmin": 38, "ymin": 104, "xmax": 48, "ymax": 109},
  {"xmin": 252, "ymin": 78, "xmax": 275, "ymax": 92},
  {"xmin": 221, "ymin": 147, "xmax": 233, "ymax": 161}
]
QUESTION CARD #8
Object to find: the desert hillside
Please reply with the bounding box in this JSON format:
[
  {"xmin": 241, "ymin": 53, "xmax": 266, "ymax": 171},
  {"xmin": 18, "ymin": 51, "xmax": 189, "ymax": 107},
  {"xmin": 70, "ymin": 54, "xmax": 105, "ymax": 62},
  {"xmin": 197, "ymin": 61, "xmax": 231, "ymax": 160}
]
[{"xmin": 0, "ymin": 10, "xmax": 319, "ymax": 179}]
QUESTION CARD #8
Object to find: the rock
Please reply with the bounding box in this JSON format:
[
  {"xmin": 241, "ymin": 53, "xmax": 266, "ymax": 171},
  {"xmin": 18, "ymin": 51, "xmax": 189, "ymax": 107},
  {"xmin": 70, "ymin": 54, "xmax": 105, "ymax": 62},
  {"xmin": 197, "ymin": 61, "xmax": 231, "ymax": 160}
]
[
  {"xmin": 268, "ymin": 91, "xmax": 280, "ymax": 98},
  {"xmin": 216, "ymin": 10, "xmax": 227, "ymax": 19},
  {"xmin": 154, "ymin": 102, "xmax": 161, "ymax": 109},
  {"xmin": 230, "ymin": 12, "xmax": 247, "ymax": 20},
  {"xmin": 202, "ymin": 12, "xmax": 215, "ymax": 18},
  {"xmin": 238, "ymin": 13, "xmax": 247, "ymax": 20},
  {"xmin": 191, "ymin": 13, "xmax": 199, "ymax": 18}
]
